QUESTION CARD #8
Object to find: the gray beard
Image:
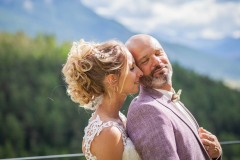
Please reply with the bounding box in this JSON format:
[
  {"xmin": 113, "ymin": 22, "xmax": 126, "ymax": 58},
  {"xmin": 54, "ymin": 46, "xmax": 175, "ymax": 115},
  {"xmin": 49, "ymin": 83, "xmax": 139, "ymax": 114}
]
[{"xmin": 140, "ymin": 70, "xmax": 172, "ymax": 89}]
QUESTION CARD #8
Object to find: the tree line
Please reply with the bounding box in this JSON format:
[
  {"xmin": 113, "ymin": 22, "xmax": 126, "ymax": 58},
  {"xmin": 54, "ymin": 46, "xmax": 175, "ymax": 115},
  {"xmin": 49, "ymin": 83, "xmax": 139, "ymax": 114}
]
[{"xmin": 0, "ymin": 32, "xmax": 239, "ymax": 160}]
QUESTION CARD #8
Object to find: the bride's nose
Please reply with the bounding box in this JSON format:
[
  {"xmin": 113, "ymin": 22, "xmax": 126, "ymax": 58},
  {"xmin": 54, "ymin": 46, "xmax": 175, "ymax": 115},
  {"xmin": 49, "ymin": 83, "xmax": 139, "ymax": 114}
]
[{"xmin": 137, "ymin": 67, "xmax": 143, "ymax": 77}]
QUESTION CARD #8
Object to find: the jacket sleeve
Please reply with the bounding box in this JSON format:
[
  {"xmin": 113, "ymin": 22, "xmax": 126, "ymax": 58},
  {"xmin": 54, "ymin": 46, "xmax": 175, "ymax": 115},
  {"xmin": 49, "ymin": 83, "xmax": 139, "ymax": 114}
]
[{"xmin": 127, "ymin": 103, "xmax": 180, "ymax": 160}]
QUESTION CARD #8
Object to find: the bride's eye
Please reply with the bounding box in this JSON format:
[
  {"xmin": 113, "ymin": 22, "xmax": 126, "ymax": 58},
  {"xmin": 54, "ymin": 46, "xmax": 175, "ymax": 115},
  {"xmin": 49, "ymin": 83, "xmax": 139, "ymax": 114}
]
[
  {"xmin": 130, "ymin": 63, "xmax": 135, "ymax": 71},
  {"xmin": 130, "ymin": 66, "xmax": 135, "ymax": 71}
]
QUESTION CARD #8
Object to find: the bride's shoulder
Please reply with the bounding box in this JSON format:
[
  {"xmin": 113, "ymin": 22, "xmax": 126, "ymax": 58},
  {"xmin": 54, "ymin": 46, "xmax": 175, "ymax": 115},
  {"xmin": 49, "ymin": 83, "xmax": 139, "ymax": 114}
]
[
  {"xmin": 83, "ymin": 114, "xmax": 125, "ymax": 159},
  {"xmin": 84, "ymin": 114, "xmax": 125, "ymax": 141},
  {"xmin": 93, "ymin": 125, "xmax": 124, "ymax": 146},
  {"xmin": 90, "ymin": 121, "xmax": 124, "ymax": 159}
]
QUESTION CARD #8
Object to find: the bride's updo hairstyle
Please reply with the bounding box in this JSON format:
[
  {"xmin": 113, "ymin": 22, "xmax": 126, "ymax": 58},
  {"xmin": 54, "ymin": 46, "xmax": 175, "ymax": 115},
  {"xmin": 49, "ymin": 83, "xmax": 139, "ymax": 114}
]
[{"xmin": 62, "ymin": 39, "xmax": 129, "ymax": 110}]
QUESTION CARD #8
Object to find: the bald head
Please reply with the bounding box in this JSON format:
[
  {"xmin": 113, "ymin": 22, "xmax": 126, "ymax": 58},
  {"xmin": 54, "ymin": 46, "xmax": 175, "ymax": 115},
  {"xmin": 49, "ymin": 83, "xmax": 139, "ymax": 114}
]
[
  {"xmin": 125, "ymin": 34, "xmax": 162, "ymax": 59},
  {"xmin": 125, "ymin": 34, "xmax": 172, "ymax": 90}
]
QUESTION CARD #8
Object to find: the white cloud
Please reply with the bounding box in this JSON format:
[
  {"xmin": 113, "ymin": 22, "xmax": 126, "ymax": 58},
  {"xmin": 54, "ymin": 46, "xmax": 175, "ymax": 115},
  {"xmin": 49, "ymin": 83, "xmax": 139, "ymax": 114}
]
[
  {"xmin": 81, "ymin": 0, "xmax": 240, "ymax": 40},
  {"xmin": 201, "ymin": 28, "xmax": 225, "ymax": 40},
  {"xmin": 23, "ymin": 0, "xmax": 33, "ymax": 12},
  {"xmin": 232, "ymin": 30, "xmax": 240, "ymax": 39}
]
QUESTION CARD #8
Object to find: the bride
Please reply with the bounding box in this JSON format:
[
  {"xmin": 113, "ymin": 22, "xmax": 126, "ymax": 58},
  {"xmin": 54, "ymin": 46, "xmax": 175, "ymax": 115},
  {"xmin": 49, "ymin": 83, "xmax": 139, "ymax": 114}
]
[{"xmin": 62, "ymin": 39, "xmax": 142, "ymax": 160}]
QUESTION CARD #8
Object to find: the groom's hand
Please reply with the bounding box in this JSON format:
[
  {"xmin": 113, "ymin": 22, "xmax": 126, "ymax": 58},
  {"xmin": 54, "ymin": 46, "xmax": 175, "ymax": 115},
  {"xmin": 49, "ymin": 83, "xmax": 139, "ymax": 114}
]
[{"xmin": 198, "ymin": 127, "xmax": 222, "ymax": 159}]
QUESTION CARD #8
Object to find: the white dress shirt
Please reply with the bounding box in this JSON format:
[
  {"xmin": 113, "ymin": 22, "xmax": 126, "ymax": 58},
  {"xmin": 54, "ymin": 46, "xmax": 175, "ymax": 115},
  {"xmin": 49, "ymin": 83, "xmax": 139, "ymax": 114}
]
[{"xmin": 155, "ymin": 88, "xmax": 197, "ymax": 129}]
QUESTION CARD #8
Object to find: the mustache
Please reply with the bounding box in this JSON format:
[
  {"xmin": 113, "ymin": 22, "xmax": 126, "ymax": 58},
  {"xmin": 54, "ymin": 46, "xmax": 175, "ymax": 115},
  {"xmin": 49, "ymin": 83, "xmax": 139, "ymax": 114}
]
[
  {"xmin": 140, "ymin": 65, "xmax": 164, "ymax": 88},
  {"xmin": 150, "ymin": 65, "xmax": 164, "ymax": 77}
]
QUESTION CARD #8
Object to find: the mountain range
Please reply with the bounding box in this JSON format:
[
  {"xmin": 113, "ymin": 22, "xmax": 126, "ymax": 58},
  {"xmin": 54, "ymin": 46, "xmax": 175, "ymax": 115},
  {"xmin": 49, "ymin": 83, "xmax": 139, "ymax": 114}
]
[
  {"xmin": 0, "ymin": 0, "xmax": 239, "ymax": 89},
  {"xmin": 176, "ymin": 37, "xmax": 240, "ymax": 61}
]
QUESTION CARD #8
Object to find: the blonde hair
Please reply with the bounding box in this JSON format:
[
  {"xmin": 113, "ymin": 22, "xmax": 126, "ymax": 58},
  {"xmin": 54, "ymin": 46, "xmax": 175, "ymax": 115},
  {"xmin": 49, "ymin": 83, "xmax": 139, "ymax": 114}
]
[{"xmin": 62, "ymin": 39, "xmax": 128, "ymax": 110}]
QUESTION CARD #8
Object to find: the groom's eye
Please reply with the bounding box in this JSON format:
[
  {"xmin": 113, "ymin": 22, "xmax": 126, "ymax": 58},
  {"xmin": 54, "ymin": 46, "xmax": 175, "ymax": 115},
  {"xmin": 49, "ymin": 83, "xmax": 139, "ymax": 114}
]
[
  {"xmin": 140, "ymin": 58, "xmax": 149, "ymax": 65},
  {"xmin": 155, "ymin": 50, "xmax": 163, "ymax": 56},
  {"xmin": 156, "ymin": 49, "xmax": 164, "ymax": 56},
  {"xmin": 155, "ymin": 51, "xmax": 160, "ymax": 56}
]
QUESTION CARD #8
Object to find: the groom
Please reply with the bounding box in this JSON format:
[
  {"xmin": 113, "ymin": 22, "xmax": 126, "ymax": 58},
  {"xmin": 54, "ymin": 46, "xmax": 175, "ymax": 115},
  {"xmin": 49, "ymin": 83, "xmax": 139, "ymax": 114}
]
[{"xmin": 125, "ymin": 34, "xmax": 222, "ymax": 160}]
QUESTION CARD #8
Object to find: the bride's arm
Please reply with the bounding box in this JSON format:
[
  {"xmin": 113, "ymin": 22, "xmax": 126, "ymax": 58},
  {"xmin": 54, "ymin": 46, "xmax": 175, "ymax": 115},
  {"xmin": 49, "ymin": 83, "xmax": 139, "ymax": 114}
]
[{"xmin": 91, "ymin": 126, "xmax": 124, "ymax": 160}]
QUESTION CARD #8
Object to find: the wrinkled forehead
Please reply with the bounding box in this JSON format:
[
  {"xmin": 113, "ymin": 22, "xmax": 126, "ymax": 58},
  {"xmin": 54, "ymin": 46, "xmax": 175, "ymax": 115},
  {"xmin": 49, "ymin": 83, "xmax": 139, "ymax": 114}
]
[
  {"xmin": 126, "ymin": 36, "xmax": 163, "ymax": 62},
  {"xmin": 138, "ymin": 38, "xmax": 161, "ymax": 53},
  {"xmin": 138, "ymin": 37, "xmax": 163, "ymax": 55},
  {"xmin": 135, "ymin": 37, "xmax": 162, "ymax": 52}
]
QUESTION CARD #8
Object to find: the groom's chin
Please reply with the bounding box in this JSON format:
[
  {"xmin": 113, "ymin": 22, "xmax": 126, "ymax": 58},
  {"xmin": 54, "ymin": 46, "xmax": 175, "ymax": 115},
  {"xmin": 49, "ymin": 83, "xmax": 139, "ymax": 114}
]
[
  {"xmin": 140, "ymin": 76, "xmax": 153, "ymax": 88},
  {"xmin": 152, "ymin": 80, "xmax": 166, "ymax": 89}
]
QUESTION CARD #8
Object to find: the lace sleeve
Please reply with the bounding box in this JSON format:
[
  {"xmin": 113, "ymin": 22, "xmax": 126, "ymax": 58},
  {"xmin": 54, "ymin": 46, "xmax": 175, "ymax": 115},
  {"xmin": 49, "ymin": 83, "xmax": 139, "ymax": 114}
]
[{"xmin": 83, "ymin": 115, "xmax": 127, "ymax": 160}]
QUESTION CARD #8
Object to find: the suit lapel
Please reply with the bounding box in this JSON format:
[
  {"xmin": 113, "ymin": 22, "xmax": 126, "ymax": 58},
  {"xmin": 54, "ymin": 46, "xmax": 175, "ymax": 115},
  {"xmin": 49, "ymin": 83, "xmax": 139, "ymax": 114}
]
[
  {"xmin": 140, "ymin": 87, "xmax": 210, "ymax": 158},
  {"xmin": 152, "ymin": 93, "xmax": 199, "ymax": 134}
]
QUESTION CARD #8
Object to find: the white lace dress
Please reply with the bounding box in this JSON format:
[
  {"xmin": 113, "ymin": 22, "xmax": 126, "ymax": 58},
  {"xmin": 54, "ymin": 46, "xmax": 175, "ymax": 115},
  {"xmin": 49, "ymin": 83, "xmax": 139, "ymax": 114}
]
[{"xmin": 83, "ymin": 112, "xmax": 141, "ymax": 160}]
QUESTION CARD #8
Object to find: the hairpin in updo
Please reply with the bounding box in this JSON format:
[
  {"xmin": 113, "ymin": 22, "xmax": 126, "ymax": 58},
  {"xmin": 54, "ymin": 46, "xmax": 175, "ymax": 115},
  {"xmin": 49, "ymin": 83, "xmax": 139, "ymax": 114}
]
[
  {"xmin": 94, "ymin": 50, "xmax": 112, "ymax": 59},
  {"xmin": 94, "ymin": 44, "xmax": 117, "ymax": 60}
]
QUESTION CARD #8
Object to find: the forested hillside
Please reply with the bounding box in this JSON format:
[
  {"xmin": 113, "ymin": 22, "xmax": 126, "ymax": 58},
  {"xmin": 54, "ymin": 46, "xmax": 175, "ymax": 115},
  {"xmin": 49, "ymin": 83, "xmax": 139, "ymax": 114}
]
[{"xmin": 0, "ymin": 32, "xmax": 239, "ymax": 159}]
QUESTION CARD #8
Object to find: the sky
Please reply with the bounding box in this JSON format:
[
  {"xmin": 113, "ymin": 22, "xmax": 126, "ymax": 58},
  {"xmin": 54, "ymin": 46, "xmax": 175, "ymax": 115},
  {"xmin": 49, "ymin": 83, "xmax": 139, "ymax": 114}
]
[{"xmin": 81, "ymin": 0, "xmax": 240, "ymax": 42}]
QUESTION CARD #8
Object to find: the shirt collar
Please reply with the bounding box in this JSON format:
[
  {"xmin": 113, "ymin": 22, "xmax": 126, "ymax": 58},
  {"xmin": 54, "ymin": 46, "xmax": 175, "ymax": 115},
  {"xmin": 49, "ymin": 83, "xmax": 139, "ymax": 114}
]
[{"xmin": 154, "ymin": 88, "xmax": 174, "ymax": 100}]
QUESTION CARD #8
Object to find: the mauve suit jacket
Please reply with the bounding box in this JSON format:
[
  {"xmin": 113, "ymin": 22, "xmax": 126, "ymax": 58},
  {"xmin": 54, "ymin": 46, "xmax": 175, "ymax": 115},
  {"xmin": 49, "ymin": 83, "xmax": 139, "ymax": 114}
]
[{"xmin": 127, "ymin": 86, "xmax": 215, "ymax": 160}]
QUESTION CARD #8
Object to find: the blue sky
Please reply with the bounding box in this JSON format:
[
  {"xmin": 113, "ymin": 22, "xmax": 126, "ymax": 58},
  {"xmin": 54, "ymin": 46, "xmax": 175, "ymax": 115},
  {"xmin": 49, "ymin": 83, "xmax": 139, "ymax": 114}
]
[
  {"xmin": 81, "ymin": 0, "xmax": 240, "ymax": 42},
  {"xmin": 6, "ymin": 0, "xmax": 240, "ymax": 89}
]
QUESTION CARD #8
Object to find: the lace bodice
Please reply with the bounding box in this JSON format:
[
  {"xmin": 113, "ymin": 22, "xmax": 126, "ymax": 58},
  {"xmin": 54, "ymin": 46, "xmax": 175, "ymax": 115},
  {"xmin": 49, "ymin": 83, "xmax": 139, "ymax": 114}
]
[{"xmin": 83, "ymin": 112, "xmax": 141, "ymax": 160}]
